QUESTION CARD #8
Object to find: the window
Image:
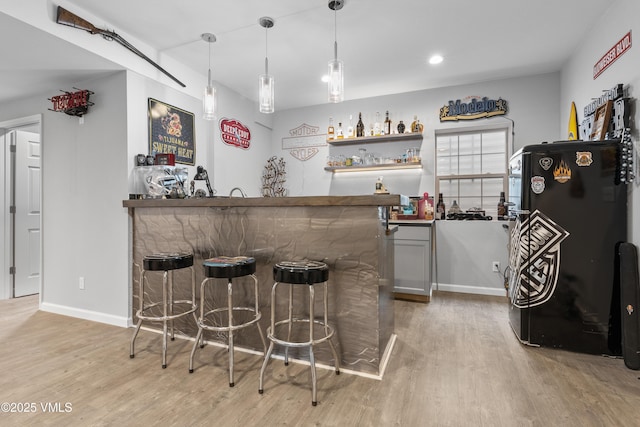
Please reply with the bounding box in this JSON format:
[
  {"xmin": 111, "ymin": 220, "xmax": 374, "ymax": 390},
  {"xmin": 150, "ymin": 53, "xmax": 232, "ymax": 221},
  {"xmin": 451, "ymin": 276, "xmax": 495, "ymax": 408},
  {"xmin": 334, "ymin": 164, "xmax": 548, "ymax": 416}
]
[{"xmin": 435, "ymin": 127, "xmax": 508, "ymax": 217}]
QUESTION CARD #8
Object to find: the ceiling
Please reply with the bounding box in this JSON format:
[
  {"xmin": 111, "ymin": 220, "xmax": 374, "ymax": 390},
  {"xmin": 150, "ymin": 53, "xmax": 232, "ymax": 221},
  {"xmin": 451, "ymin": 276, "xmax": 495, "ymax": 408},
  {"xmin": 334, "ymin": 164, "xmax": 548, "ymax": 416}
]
[{"xmin": 2, "ymin": 0, "xmax": 616, "ymax": 111}]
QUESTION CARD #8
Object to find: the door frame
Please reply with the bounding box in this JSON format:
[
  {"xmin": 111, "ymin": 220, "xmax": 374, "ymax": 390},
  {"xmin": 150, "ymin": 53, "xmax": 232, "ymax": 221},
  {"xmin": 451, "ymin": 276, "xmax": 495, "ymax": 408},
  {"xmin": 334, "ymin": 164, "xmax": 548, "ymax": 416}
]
[{"xmin": 0, "ymin": 114, "xmax": 42, "ymax": 300}]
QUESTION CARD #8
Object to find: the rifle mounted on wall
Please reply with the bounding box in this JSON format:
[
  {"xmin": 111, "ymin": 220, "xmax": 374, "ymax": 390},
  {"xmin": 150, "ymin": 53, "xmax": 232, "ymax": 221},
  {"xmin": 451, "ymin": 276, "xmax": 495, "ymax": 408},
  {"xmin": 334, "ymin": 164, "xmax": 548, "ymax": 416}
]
[{"xmin": 56, "ymin": 6, "xmax": 186, "ymax": 88}]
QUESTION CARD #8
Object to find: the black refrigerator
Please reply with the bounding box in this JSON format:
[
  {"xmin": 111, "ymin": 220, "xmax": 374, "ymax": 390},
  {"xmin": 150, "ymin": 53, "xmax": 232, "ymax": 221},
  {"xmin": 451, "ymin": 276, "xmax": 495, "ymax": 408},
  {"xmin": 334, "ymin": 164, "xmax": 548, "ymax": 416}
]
[{"xmin": 507, "ymin": 140, "xmax": 628, "ymax": 355}]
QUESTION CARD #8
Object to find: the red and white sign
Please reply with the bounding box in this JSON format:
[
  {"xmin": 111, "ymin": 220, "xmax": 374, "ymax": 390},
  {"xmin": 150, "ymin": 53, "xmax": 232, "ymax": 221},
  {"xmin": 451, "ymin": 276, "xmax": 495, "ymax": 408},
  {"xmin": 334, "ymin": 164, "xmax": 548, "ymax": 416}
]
[
  {"xmin": 219, "ymin": 118, "xmax": 251, "ymax": 149},
  {"xmin": 593, "ymin": 31, "xmax": 632, "ymax": 80}
]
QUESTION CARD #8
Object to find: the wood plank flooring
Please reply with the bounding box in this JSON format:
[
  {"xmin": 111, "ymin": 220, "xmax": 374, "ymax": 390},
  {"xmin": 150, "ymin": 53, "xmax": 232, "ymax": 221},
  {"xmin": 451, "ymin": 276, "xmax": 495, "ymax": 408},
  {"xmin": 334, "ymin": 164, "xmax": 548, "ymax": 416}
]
[{"xmin": 1, "ymin": 292, "xmax": 639, "ymax": 426}]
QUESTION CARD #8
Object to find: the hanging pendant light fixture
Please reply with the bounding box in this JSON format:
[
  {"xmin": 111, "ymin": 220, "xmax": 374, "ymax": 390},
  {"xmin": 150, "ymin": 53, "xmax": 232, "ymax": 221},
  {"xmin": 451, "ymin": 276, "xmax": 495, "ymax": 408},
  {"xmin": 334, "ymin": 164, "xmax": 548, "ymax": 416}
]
[
  {"xmin": 328, "ymin": 0, "xmax": 344, "ymax": 103},
  {"xmin": 258, "ymin": 17, "xmax": 275, "ymax": 114},
  {"xmin": 202, "ymin": 33, "xmax": 217, "ymax": 120}
]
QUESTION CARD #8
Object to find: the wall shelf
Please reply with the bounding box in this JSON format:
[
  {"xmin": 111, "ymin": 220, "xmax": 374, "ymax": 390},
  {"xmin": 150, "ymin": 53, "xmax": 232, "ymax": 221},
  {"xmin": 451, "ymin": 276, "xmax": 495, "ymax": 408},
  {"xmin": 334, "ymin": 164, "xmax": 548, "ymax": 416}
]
[
  {"xmin": 327, "ymin": 132, "xmax": 423, "ymax": 146},
  {"xmin": 324, "ymin": 162, "xmax": 422, "ymax": 173}
]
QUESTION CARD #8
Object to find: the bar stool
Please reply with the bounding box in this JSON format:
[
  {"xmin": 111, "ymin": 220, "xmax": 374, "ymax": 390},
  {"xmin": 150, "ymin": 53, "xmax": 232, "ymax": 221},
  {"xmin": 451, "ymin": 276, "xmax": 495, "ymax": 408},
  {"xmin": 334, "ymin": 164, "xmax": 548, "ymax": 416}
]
[
  {"xmin": 259, "ymin": 260, "xmax": 340, "ymax": 406},
  {"xmin": 130, "ymin": 252, "xmax": 197, "ymax": 368},
  {"xmin": 189, "ymin": 256, "xmax": 266, "ymax": 387}
]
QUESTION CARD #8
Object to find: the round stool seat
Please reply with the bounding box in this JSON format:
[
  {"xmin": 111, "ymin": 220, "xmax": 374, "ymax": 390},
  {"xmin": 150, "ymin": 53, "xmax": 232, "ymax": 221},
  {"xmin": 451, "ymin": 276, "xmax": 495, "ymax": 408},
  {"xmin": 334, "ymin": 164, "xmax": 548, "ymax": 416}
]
[
  {"xmin": 273, "ymin": 260, "xmax": 329, "ymax": 285},
  {"xmin": 204, "ymin": 256, "xmax": 256, "ymax": 278},
  {"xmin": 143, "ymin": 253, "xmax": 194, "ymax": 271}
]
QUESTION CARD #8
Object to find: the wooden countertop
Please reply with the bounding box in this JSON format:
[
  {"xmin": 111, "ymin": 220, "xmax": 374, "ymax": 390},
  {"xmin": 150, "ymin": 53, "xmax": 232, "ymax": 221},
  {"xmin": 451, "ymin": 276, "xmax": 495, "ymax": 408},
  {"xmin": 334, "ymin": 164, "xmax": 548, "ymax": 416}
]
[{"xmin": 123, "ymin": 194, "xmax": 403, "ymax": 208}]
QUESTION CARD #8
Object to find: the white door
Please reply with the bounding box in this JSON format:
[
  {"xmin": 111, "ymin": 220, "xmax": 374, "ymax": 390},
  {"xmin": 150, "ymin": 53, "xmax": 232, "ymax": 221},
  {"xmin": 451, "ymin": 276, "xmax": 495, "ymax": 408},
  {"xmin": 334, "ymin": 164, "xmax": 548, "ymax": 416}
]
[{"xmin": 13, "ymin": 130, "xmax": 41, "ymax": 297}]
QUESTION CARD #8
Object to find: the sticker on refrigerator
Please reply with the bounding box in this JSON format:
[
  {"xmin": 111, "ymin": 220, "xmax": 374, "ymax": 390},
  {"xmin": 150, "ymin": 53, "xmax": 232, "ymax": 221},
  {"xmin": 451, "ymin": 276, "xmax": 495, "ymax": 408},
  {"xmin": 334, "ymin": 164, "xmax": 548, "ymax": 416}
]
[
  {"xmin": 508, "ymin": 210, "xmax": 570, "ymax": 309},
  {"xmin": 575, "ymin": 151, "xmax": 593, "ymax": 167},
  {"xmin": 539, "ymin": 157, "xmax": 553, "ymax": 170},
  {"xmin": 531, "ymin": 176, "xmax": 545, "ymax": 194},
  {"xmin": 553, "ymin": 160, "xmax": 572, "ymax": 183}
]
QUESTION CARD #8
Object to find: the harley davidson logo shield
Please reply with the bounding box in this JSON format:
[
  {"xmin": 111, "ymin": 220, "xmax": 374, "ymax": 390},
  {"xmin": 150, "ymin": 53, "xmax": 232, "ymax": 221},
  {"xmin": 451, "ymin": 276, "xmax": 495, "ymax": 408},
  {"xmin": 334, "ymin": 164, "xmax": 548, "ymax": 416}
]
[
  {"xmin": 553, "ymin": 160, "xmax": 572, "ymax": 183},
  {"xmin": 508, "ymin": 210, "xmax": 570, "ymax": 309}
]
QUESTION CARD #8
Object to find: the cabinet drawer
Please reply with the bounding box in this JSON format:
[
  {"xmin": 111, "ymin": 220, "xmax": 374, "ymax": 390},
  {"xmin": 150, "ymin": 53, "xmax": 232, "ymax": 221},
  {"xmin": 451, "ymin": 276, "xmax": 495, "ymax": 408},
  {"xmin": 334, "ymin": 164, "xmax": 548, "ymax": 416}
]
[{"xmin": 395, "ymin": 225, "xmax": 431, "ymax": 241}]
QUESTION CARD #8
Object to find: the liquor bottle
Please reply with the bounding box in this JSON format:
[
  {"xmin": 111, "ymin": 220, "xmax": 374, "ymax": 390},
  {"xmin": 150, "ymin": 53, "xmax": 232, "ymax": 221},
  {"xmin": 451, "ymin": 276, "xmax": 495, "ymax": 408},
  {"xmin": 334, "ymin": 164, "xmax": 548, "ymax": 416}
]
[
  {"xmin": 397, "ymin": 120, "xmax": 405, "ymax": 134},
  {"xmin": 411, "ymin": 115, "xmax": 423, "ymax": 133},
  {"xmin": 328, "ymin": 117, "xmax": 335, "ymax": 140},
  {"xmin": 347, "ymin": 114, "xmax": 354, "ymax": 138},
  {"xmin": 337, "ymin": 122, "xmax": 344, "ymax": 139},
  {"xmin": 436, "ymin": 193, "xmax": 446, "ymax": 220},
  {"xmin": 384, "ymin": 111, "xmax": 392, "ymax": 135},
  {"xmin": 497, "ymin": 191, "xmax": 506, "ymax": 219},
  {"xmin": 374, "ymin": 112, "xmax": 381, "ymax": 136},
  {"xmin": 356, "ymin": 112, "xmax": 365, "ymax": 137}
]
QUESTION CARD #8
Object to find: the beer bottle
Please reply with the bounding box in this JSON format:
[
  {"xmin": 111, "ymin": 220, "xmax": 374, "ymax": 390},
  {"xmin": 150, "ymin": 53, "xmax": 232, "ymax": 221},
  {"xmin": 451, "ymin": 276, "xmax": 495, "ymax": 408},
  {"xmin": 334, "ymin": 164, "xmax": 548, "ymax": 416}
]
[
  {"xmin": 328, "ymin": 117, "xmax": 335, "ymax": 140},
  {"xmin": 497, "ymin": 191, "xmax": 506, "ymax": 220},
  {"xmin": 436, "ymin": 193, "xmax": 446, "ymax": 220}
]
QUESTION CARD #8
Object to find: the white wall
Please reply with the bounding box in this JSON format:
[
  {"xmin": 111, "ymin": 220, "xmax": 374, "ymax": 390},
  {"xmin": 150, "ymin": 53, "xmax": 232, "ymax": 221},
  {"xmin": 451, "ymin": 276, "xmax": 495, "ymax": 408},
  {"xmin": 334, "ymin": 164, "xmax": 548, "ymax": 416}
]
[
  {"xmin": 271, "ymin": 72, "xmax": 561, "ymax": 294},
  {"xmin": 38, "ymin": 72, "xmax": 130, "ymax": 325},
  {"xmin": 560, "ymin": 0, "xmax": 640, "ymax": 250}
]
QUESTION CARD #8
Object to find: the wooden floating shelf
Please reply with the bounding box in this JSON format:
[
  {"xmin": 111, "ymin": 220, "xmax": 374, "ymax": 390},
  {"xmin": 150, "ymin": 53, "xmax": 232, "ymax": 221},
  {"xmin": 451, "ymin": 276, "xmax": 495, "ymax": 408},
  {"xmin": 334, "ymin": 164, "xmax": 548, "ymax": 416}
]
[
  {"xmin": 324, "ymin": 162, "xmax": 423, "ymax": 173},
  {"xmin": 327, "ymin": 132, "xmax": 423, "ymax": 146}
]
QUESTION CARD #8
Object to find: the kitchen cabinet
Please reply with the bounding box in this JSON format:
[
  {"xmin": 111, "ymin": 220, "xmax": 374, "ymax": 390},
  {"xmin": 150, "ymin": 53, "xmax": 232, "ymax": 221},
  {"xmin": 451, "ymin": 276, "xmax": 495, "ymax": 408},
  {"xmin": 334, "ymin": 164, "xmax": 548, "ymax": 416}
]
[{"xmin": 391, "ymin": 222, "xmax": 433, "ymax": 302}]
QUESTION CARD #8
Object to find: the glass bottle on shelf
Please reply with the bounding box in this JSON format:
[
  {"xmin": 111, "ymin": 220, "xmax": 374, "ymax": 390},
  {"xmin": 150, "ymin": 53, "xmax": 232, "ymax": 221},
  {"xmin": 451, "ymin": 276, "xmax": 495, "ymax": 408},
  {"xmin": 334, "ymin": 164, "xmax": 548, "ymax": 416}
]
[
  {"xmin": 397, "ymin": 120, "xmax": 405, "ymax": 134},
  {"xmin": 337, "ymin": 122, "xmax": 344, "ymax": 139},
  {"xmin": 436, "ymin": 193, "xmax": 446, "ymax": 220},
  {"xmin": 384, "ymin": 110, "xmax": 391, "ymax": 135},
  {"xmin": 497, "ymin": 191, "xmax": 506, "ymax": 220},
  {"xmin": 347, "ymin": 114, "xmax": 354, "ymax": 138},
  {"xmin": 328, "ymin": 117, "xmax": 335, "ymax": 140},
  {"xmin": 374, "ymin": 112, "xmax": 381, "ymax": 136},
  {"xmin": 356, "ymin": 112, "xmax": 365, "ymax": 137}
]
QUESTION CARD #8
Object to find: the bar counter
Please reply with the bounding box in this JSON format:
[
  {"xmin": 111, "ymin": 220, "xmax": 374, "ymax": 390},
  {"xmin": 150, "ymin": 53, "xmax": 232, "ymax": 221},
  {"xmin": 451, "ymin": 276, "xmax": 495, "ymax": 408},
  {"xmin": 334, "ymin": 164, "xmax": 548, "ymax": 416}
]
[{"xmin": 123, "ymin": 195, "xmax": 399, "ymax": 377}]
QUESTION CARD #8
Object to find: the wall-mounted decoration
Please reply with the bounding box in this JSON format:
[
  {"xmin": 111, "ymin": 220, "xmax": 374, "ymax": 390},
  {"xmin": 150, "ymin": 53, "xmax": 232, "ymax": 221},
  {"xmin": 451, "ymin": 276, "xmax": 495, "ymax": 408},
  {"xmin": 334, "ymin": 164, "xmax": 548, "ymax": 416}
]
[
  {"xmin": 262, "ymin": 156, "xmax": 287, "ymax": 197},
  {"xmin": 48, "ymin": 88, "xmax": 94, "ymax": 117},
  {"xmin": 148, "ymin": 98, "xmax": 195, "ymax": 165},
  {"xmin": 219, "ymin": 118, "xmax": 251, "ymax": 149},
  {"xmin": 290, "ymin": 147, "xmax": 320, "ymax": 161},
  {"xmin": 439, "ymin": 96, "xmax": 508, "ymax": 122},
  {"xmin": 593, "ymin": 30, "xmax": 632, "ymax": 80},
  {"xmin": 579, "ymin": 84, "xmax": 629, "ymax": 140},
  {"xmin": 590, "ymin": 100, "xmax": 613, "ymax": 141},
  {"xmin": 281, "ymin": 123, "xmax": 325, "ymax": 161}
]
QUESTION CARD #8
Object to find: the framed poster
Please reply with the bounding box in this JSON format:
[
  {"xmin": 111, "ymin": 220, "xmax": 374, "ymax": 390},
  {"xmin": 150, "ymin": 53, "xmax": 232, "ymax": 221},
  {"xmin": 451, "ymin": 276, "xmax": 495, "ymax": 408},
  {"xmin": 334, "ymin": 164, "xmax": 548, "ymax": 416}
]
[
  {"xmin": 590, "ymin": 100, "xmax": 613, "ymax": 141},
  {"xmin": 148, "ymin": 98, "xmax": 195, "ymax": 165}
]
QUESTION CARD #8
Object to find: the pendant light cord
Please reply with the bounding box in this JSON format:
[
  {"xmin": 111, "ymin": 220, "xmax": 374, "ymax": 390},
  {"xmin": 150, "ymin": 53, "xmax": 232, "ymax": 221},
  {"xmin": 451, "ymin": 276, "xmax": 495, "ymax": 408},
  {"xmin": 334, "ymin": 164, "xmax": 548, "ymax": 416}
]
[{"xmin": 334, "ymin": 6, "xmax": 338, "ymax": 60}]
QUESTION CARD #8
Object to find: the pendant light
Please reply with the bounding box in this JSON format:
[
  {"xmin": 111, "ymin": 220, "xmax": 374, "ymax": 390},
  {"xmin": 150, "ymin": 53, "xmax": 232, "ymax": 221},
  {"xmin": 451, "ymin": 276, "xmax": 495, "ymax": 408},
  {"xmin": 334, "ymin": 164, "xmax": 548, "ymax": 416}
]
[
  {"xmin": 328, "ymin": 0, "xmax": 344, "ymax": 103},
  {"xmin": 258, "ymin": 17, "xmax": 275, "ymax": 114},
  {"xmin": 202, "ymin": 33, "xmax": 217, "ymax": 120}
]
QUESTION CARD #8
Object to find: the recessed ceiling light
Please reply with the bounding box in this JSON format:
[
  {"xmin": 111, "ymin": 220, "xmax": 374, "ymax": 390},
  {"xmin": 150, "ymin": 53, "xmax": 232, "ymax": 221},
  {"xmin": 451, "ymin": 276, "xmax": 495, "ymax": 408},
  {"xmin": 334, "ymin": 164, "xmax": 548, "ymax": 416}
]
[{"xmin": 429, "ymin": 55, "xmax": 443, "ymax": 65}]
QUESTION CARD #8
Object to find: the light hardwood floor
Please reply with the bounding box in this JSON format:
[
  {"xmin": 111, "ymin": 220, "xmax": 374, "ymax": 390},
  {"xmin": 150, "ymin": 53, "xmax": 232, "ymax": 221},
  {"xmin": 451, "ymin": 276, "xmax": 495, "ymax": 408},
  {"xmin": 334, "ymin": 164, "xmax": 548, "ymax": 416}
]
[{"xmin": 1, "ymin": 292, "xmax": 639, "ymax": 426}]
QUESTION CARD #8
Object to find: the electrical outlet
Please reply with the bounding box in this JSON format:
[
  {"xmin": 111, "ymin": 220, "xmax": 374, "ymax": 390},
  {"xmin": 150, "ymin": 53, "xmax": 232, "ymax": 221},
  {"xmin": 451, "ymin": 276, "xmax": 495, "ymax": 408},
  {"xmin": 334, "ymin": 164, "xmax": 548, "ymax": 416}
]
[
  {"xmin": 492, "ymin": 262, "xmax": 500, "ymax": 273},
  {"xmin": 79, "ymin": 276, "xmax": 85, "ymax": 290}
]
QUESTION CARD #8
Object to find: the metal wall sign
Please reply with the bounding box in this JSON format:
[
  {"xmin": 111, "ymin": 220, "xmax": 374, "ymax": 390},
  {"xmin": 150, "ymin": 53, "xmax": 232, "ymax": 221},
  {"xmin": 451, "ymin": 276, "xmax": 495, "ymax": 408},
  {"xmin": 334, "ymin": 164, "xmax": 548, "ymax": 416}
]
[
  {"xmin": 439, "ymin": 96, "xmax": 508, "ymax": 122},
  {"xmin": 593, "ymin": 30, "xmax": 632, "ymax": 80},
  {"xmin": 219, "ymin": 118, "xmax": 251, "ymax": 149},
  {"xmin": 281, "ymin": 123, "xmax": 325, "ymax": 161}
]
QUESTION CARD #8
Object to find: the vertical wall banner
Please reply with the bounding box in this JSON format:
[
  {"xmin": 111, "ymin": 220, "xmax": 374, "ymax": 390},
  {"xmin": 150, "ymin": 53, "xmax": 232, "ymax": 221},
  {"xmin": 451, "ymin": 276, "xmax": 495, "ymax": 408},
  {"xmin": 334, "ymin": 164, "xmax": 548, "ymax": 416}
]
[
  {"xmin": 148, "ymin": 98, "xmax": 195, "ymax": 165},
  {"xmin": 219, "ymin": 118, "xmax": 251, "ymax": 149}
]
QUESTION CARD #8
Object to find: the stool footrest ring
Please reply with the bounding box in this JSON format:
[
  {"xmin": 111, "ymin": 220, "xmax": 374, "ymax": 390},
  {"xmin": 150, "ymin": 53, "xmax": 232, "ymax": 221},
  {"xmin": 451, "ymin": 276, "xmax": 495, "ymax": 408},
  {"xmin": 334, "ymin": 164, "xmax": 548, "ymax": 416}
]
[
  {"xmin": 198, "ymin": 307, "xmax": 262, "ymax": 332},
  {"xmin": 266, "ymin": 318, "xmax": 335, "ymax": 348},
  {"xmin": 136, "ymin": 301, "xmax": 197, "ymax": 322}
]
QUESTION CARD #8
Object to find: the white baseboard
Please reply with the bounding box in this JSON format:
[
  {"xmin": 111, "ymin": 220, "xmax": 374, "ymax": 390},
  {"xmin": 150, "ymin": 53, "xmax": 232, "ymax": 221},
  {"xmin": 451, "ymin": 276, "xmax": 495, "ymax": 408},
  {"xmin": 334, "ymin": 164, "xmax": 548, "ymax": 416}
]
[
  {"xmin": 435, "ymin": 283, "xmax": 507, "ymax": 297},
  {"xmin": 40, "ymin": 302, "xmax": 129, "ymax": 328}
]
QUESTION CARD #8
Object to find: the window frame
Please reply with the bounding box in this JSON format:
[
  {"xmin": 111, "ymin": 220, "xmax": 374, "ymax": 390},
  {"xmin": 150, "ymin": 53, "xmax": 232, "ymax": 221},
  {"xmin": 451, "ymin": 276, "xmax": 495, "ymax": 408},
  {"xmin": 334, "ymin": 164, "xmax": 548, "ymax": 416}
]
[{"xmin": 435, "ymin": 123, "xmax": 512, "ymax": 218}]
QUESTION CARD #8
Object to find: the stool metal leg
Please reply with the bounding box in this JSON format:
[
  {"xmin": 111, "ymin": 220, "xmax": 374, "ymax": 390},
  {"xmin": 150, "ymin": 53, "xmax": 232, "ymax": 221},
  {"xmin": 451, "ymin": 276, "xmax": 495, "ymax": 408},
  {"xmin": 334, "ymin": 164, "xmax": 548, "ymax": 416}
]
[
  {"xmin": 251, "ymin": 274, "xmax": 267, "ymax": 353},
  {"xmin": 162, "ymin": 270, "xmax": 168, "ymax": 369},
  {"xmin": 227, "ymin": 278, "xmax": 235, "ymax": 387},
  {"xmin": 168, "ymin": 270, "xmax": 175, "ymax": 341},
  {"xmin": 324, "ymin": 282, "xmax": 340, "ymax": 374},
  {"xmin": 309, "ymin": 284, "xmax": 318, "ymax": 406},
  {"xmin": 189, "ymin": 277, "xmax": 209, "ymax": 373},
  {"xmin": 259, "ymin": 281, "xmax": 279, "ymax": 394},
  {"xmin": 129, "ymin": 268, "xmax": 146, "ymax": 358},
  {"xmin": 284, "ymin": 283, "xmax": 293, "ymax": 365}
]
